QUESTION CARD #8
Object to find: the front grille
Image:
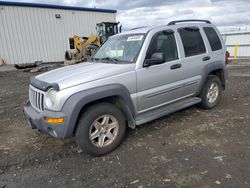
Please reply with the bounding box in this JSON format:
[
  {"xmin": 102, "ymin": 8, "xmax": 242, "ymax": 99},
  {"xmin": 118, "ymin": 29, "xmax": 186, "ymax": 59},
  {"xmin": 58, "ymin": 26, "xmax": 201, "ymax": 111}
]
[{"xmin": 29, "ymin": 85, "xmax": 45, "ymax": 112}]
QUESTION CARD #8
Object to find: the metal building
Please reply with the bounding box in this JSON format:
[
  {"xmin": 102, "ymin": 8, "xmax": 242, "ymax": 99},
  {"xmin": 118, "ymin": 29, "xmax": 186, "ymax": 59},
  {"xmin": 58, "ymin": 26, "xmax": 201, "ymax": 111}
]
[
  {"xmin": 0, "ymin": 1, "xmax": 117, "ymax": 64},
  {"xmin": 219, "ymin": 25, "xmax": 250, "ymax": 59}
]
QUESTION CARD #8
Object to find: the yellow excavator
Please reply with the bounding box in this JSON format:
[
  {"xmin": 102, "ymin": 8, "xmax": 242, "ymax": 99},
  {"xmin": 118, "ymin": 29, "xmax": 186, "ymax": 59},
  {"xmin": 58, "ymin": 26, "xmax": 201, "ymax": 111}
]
[{"xmin": 64, "ymin": 22, "xmax": 120, "ymax": 65}]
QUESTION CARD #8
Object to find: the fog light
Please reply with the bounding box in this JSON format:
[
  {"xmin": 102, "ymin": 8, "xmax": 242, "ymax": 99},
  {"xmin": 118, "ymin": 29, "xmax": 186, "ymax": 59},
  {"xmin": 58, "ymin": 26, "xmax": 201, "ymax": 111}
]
[{"xmin": 44, "ymin": 117, "xmax": 64, "ymax": 124}]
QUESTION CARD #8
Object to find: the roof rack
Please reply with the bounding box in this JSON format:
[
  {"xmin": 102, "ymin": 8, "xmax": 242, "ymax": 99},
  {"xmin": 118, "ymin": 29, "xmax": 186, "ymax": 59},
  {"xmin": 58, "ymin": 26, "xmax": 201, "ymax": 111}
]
[
  {"xmin": 168, "ymin": 20, "xmax": 211, "ymax": 25},
  {"xmin": 129, "ymin": 26, "xmax": 148, "ymax": 31}
]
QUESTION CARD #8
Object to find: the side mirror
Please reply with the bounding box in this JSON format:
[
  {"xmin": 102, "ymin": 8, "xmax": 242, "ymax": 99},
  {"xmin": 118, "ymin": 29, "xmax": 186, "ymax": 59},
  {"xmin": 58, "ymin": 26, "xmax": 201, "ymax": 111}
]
[{"xmin": 144, "ymin": 52, "xmax": 165, "ymax": 67}]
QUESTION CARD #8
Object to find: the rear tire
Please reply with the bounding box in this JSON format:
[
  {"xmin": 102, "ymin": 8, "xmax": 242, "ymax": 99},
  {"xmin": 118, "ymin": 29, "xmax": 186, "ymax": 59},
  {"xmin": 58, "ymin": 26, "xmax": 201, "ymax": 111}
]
[
  {"xmin": 199, "ymin": 75, "xmax": 222, "ymax": 109},
  {"xmin": 75, "ymin": 103, "xmax": 126, "ymax": 156},
  {"xmin": 65, "ymin": 51, "xmax": 72, "ymax": 60}
]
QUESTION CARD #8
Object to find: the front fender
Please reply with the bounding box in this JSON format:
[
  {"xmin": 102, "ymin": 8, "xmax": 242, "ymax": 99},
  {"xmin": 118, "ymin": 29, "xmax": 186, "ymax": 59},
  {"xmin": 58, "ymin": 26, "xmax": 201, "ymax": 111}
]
[{"xmin": 61, "ymin": 84, "xmax": 135, "ymax": 138}]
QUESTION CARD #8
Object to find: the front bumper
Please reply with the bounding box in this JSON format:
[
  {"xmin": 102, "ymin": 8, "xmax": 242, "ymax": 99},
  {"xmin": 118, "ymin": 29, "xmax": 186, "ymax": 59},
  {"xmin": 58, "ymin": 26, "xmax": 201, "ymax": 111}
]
[{"xmin": 23, "ymin": 101, "xmax": 67, "ymax": 138}]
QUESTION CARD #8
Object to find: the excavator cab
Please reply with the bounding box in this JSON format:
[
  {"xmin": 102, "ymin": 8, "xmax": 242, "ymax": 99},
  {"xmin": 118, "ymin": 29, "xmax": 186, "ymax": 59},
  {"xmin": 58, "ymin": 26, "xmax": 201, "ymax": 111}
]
[{"xmin": 96, "ymin": 22, "xmax": 120, "ymax": 44}]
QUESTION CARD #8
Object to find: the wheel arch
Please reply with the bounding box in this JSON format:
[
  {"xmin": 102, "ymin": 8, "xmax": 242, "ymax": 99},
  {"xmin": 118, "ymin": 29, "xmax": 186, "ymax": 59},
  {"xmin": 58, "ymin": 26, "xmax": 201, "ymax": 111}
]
[
  {"xmin": 61, "ymin": 84, "xmax": 136, "ymax": 138},
  {"xmin": 198, "ymin": 61, "xmax": 227, "ymax": 94},
  {"xmin": 209, "ymin": 69, "xmax": 225, "ymax": 89}
]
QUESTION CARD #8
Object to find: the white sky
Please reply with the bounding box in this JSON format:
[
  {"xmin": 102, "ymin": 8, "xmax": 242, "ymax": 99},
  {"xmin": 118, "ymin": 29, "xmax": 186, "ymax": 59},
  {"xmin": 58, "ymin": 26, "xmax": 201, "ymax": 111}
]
[{"xmin": 5, "ymin": 0, "xmax": 250, "ymax": 29}]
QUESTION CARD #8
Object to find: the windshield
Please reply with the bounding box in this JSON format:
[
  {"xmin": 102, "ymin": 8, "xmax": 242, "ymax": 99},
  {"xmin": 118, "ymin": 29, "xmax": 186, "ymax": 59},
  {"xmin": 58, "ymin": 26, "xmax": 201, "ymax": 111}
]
[{"xmin": 92, "ymin": 34, "xmax": 146, "ymax": 64}]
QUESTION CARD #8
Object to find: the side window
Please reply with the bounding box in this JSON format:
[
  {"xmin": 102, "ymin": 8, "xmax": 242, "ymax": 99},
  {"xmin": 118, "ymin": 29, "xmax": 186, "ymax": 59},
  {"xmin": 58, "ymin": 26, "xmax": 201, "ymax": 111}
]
[
  {"xmin": 179, "ymin": 27, "xmax": 206, "ymax": 57},
  {"xmin": 203, "ymin": 27, "xmax": 222, "ymax": 51},
  {"xmin": 146, "ymin": 31, "xmax": 178, "ymax": 62}
]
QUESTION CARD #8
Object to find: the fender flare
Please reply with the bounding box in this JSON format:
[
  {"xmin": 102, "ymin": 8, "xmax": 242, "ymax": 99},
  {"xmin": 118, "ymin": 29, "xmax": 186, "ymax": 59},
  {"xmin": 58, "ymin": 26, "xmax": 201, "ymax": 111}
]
[
  {"xmin": 61, "ymin": 84, "xmax": 135, "ymax": 138},
  {"xmin": 198, "ymin": 61, "xmax": 227, "ymax": 94}
]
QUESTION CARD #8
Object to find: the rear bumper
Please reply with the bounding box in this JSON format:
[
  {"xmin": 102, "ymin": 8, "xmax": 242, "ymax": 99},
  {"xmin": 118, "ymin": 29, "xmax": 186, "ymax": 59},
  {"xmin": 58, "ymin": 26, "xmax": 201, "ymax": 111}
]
[{"xmin": 23, "ymin": 101, "xmax": 67, "ymax": 139}]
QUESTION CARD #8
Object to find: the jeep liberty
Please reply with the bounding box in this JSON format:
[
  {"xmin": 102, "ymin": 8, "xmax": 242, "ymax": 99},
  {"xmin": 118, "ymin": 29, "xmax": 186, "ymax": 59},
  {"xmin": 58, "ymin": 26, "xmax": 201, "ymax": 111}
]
[{"xmin": 24, "ymin": 20, "xmax": 228, "ymax": 156}]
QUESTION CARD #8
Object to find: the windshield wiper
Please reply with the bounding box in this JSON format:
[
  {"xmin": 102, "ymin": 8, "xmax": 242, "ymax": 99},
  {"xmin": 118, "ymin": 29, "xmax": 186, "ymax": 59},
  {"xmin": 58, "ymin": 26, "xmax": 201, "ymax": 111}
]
[
  {"xmin": 100, "ymin": 57, "xmax": 119, "ymax": 63},
  {"xmin": 91, "ymin": 57, "xmax": 122, "ymax": 63},
  {"xmin": 90, "ymin": 57, "xmax": 100, "ymax": 62}
]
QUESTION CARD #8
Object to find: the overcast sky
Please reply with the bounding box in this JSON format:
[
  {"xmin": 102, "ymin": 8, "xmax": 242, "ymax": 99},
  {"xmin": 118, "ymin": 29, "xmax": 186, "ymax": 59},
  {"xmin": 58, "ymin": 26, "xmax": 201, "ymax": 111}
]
[{"xmin": 7, "ymin": 0, "xmax": 250, "ymax": 29}]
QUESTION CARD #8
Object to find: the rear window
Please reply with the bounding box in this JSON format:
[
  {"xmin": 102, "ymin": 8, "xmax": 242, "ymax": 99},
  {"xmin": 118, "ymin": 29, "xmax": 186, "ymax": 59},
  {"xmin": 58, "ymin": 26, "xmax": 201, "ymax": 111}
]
[
  {"xmin": 203, "ymin": 27, "xmax": 222, "ymax": 51},
  {"xmin": 179, "ymin": 27, "xmax": 206, "ymax": 57}
]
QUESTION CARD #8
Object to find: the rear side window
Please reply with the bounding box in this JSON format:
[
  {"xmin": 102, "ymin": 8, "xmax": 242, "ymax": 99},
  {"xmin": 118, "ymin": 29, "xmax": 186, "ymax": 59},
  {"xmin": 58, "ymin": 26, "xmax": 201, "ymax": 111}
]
[
  {"xmin": 203, "ymin": 27, "xmax": 222, "ymax": 51},
  {"xmin": 179, "ymin": 27, "xmax": 206, "ymax": 57}
]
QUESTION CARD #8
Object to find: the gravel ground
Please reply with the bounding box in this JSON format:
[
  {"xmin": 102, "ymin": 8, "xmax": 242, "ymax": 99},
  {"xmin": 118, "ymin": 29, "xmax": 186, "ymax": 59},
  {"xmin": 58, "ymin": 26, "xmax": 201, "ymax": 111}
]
[{"xmin": 0, "ymin": 64, "xmax": 250, "ymax": 188}]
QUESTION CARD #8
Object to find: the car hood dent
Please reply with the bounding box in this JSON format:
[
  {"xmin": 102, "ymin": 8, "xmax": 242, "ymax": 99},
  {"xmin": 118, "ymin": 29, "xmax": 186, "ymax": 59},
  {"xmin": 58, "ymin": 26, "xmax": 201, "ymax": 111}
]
[{"xmin": 36, "ymin": 62, "xmax": 135, "ymax": 90}]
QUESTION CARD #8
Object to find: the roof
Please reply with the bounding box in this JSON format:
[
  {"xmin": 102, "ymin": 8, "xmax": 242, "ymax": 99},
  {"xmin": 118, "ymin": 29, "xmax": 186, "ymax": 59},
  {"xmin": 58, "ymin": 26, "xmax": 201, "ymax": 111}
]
[
  {"xmin": 121, "ymin": 21, "xmax": 214, "ymax": 35},
  {"xmin": 0, "ymin": 1, "xmax": 117, "ymax": 13}
]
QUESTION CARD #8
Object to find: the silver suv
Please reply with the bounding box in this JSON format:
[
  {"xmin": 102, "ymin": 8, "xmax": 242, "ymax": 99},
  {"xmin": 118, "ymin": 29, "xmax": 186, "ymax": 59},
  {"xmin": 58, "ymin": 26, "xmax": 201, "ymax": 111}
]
[{"xmin": 24, "ymin": 20, "xmax": 228, "ymax": 156}]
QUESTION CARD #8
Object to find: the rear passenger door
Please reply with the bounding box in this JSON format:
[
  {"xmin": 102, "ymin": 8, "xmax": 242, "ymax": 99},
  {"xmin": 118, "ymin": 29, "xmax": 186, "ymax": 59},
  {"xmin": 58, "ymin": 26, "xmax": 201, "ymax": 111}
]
[{"xmin": 177, "ymin": 26, "xmax": 210, "ymax": 96}]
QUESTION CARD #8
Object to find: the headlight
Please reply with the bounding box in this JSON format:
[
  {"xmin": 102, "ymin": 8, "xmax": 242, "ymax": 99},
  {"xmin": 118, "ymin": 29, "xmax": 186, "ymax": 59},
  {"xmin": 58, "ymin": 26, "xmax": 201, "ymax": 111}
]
[{"xmin": 45, "ymin": 88, "xmax": 58, "ymax": 110}]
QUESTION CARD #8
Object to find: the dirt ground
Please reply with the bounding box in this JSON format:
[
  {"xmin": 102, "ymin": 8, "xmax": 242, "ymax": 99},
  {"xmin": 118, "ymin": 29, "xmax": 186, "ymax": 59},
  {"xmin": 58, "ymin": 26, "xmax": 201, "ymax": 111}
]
[{"xmin": 0, "ymin": 64, "xmax": 250, "ymax": 188}]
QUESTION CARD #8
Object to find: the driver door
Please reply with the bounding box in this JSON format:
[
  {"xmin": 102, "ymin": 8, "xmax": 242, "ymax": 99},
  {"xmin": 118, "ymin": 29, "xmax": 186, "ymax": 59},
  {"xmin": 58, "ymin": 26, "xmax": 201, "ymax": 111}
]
[{"xmin": 136, "ymin": 30, "xmax": 184, "ymax": 112}]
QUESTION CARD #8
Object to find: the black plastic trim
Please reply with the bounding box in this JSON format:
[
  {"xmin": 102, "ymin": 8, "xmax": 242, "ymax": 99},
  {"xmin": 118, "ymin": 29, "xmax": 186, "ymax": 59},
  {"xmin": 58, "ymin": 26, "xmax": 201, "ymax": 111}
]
[
  {"xmin": 30, "ymin": 77, "xmax": 60, "ymax": 91},
  {"xmin": 168, "ymin": 20, "xmax": 211, "ymax": 25},
  {"xmin": 198, "ymin": 61, "xmax": 227, "ymax": 94},
  {"xmin": 61, "ymin": 84, "xmax": 135, "ymax": 137}
]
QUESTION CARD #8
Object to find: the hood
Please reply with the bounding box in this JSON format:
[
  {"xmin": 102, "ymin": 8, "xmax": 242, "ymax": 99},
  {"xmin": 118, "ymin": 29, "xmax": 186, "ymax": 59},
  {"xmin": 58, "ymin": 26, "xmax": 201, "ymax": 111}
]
[{"xmin": 35, "ymin": 62, "xmax": 135, "ymax": 90}]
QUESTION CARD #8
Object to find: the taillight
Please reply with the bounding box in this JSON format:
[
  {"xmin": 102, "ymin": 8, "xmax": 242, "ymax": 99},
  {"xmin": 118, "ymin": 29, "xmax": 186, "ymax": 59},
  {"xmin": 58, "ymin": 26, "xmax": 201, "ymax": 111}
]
[{"xmin": 226, "ymin": 51, "xmax": 230, "ymax": 64}]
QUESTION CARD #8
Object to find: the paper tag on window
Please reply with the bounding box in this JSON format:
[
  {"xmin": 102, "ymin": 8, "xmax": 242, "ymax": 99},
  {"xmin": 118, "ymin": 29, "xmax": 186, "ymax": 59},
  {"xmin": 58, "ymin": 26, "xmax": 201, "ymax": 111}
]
[{"xmin": 127, "ymin": 35, "xmax": 144, "ymax": 41}]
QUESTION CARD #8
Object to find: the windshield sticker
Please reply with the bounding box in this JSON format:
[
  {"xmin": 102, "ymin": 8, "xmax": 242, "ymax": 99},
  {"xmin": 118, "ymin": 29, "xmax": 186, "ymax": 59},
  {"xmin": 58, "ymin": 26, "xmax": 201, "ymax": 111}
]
[{"xmin": 127, "ymin": 35, "xmax": 144, "ymax": 41}]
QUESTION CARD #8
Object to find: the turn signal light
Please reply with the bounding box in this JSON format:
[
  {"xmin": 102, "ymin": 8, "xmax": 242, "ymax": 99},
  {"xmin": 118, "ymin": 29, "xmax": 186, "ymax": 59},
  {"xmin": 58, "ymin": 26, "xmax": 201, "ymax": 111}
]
[{"xmin": 44, "ymin": 117, "xmax": 64, "ymax": 124}]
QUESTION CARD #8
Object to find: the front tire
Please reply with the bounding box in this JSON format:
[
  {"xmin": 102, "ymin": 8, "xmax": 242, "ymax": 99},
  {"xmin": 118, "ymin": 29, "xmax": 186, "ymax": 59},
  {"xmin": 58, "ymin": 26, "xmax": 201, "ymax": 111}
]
[
  {"xmin": 75, "ymin": 103, "xmax": 126, "ymax": 156},
  {"xmin": 199, "ymin": 75, "xmax": 222, "ymax": 109}
]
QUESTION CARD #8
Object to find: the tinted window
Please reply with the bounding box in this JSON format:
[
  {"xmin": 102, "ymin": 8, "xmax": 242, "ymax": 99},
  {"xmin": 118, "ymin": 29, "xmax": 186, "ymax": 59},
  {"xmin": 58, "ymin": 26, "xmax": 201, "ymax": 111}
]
[
  {"xmin": 147, "ymin": 31, "xmax": 178, "ymax": 62},
  {"xmin": 179, "ymin": 27, "xmax": 206, "ymax": 57},
  {"xmin": 203, "ymin": 27, "xmax": 222, "ymax": 51}
]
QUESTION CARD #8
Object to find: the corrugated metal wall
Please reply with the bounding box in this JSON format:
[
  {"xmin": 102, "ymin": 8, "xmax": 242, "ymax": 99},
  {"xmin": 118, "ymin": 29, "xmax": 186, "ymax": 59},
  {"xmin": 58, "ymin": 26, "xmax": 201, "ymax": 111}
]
[
  {"xmin": 221, "ymin": 30, "xmax": 250, "ymax": 59},
  {"xmin": 0, "ymin": 6, "xmax": 116, "ymax": 64}
]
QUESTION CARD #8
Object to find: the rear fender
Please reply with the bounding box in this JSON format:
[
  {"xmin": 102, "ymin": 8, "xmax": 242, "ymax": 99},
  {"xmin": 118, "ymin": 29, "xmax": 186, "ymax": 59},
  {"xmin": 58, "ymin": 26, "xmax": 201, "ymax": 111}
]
[{"xmin": 198, "ymin": 61, "xmax": 227, "ymax": 94}]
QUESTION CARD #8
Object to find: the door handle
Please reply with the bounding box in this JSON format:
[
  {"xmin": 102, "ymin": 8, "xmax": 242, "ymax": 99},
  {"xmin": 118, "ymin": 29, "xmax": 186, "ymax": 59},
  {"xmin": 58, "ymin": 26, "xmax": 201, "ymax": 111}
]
[
  {"xmin": 202, "ymin": 56, "xmax": 211, "ymax": 61},
  {"xmin": 170, "ymin": 63, "xmax": 182, "ymax": 70}
]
